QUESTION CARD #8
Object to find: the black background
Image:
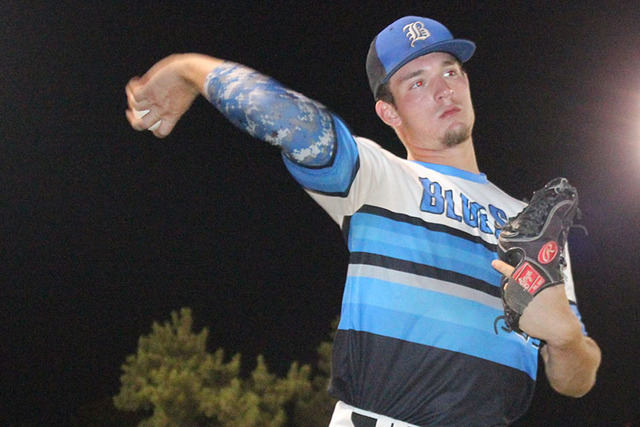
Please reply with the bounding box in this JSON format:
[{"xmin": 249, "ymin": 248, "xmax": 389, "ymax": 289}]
[{"xmin": 1, "ymin": 1, "xmax": 639, "ymax": 425}]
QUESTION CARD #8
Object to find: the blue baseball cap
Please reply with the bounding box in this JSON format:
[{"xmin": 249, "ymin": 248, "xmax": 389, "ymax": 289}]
[{"xmin": 366, "ymin": 16, "xmax": 476, "ymax": 99}]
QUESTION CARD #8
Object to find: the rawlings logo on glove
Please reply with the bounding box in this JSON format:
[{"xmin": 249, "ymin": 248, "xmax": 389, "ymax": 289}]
[{"xmin": 538, "ymin": 241, "xmax": 559, "ymax": 264}]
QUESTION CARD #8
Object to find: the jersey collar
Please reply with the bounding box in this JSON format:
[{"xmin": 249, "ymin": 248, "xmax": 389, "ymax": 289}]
[{"xmin": 412, "ymin": 161, "xmax": 488, "ymax": 183}]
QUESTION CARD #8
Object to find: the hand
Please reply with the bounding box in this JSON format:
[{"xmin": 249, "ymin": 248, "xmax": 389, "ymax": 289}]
[
  {"xmin": 126, "ymin": 54, "xmax": 202, "ymax": 138},
  {"xmin": 491, "ymin": 259, "xmax": 582, "ymax": 345}
]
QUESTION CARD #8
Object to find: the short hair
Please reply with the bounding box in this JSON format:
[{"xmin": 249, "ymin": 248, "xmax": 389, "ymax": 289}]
[{"xmin": 376, "ymin": 80, "xmax": 395, "ymax": 105}]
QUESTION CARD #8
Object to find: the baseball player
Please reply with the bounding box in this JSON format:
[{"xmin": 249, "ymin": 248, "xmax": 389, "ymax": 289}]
[{"xmin": 126, "ymin": 15, "xmax": 600, "ymax": 426}]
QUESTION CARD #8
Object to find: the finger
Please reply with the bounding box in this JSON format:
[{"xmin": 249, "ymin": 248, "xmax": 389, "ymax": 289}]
[
  {"xmin": 126, "ymin": 108, "xmax": 162, "ymax": 132},
  {"xmin": 126, "ymin": 79, "xmax": 152, "ymax": 111},
  {"xmin": 132, "ymin": 108, "xmax": 150, "ymax": 119},
  {"xmin": 125, "ymin": 108, "xmax": 146, "ymax": 131},
  {"xmin": 151, "ymin": 117, "xmax": 176, "ymax": 138},
  {"xmin": 126, "ymin": 85, "xmax": 153, "ymax": 132},
  {"xmin": 491, "ymin": 259, "xmax": 515, "ymax": 277},
  {"xmin": 127, "ymin": 106, "xmax": 172, "ymax": 137},
  {"xmin": 134, "ymin": 109, "xmax": 162, "ymax": 132},
  {"xmin": 147, "ymin": 119, "xmax": 161, "ymax": 131}
]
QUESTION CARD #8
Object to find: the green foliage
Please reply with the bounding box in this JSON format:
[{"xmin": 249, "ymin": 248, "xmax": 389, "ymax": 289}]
[
  {"xmin": 114, "ymin": 308, "xmax": 336, "ymax": 426},
  {"xmin": 290, "ymin": 320, "xmax": 338, "ymax": 426}
]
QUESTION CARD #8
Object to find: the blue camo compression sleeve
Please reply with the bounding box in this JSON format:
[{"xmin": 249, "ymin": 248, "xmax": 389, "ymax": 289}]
[{"xmin": 203, "ymin": 62, "xmax": 336, "ymax": 167}]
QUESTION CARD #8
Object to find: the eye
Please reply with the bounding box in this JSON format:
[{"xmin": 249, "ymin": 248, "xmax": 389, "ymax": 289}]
[
  {"xmin": 411, "ymin": 80, "xmax": 424, "ymax": 89},
  {"xmin": 443, "ymin": 69, "xmax": 458, "ymax": 78}
]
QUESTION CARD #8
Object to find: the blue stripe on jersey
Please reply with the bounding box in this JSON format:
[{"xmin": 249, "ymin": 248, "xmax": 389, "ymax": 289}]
[
  {"xmin": 282, "ymin": 114, "xmax": 359, "ymax": 195},
  {"xmin": 338, "ymin": 278, "xmax": 539, "ymax": 379},
  {"xmin": 348, "ymin": 211, "xmax": 502, "ymax": 286},
  {"xmin": 413, "ymin": 161, "xmax": 489, "ymax": 183}
]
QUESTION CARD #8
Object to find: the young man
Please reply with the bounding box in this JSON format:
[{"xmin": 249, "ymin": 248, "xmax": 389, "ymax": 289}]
[{"xmin": 126, "ymin": 16, "xmax": 600, "ymax": 426}]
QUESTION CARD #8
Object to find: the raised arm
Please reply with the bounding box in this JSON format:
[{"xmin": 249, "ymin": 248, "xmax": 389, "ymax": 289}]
[{"xmin": 126, "ymin": 53, "xmax": 336, "ymax": 167}]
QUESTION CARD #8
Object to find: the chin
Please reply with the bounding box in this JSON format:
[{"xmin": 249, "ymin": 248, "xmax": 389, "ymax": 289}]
[{"xmin": 442, "ymin": 125, "xmax": 472, "ymax": 147}]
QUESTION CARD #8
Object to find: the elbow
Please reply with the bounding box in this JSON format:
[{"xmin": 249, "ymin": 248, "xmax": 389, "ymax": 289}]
[
  {"xmin": 551, "ymin": 376, "xmax": 597, "ymax": 398},
  {"xmin": 549, "ymin": 339, "xmax": 602, "ymax": 398}
]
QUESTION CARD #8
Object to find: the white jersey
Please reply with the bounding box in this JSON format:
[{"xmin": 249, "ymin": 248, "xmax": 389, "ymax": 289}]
[{"xmin": 283, "ymin": 115, "xmax": 583, "ymax": 425}]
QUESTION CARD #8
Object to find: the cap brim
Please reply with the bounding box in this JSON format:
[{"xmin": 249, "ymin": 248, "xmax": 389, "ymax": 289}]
[{"xmin": 381, "ymin": 39, "xmax": 476, "ymax": 87}]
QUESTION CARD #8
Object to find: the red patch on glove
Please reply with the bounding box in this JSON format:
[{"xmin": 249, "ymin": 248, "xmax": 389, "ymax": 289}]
[{"xmin": 513, "ymin": 262, "xmax": 546, "ymax": 295}]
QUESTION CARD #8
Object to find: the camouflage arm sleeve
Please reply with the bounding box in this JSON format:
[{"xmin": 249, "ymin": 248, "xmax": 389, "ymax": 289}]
[{"xmin": 204, "ymin": 62, "xmax": 336, "ymax": 167}]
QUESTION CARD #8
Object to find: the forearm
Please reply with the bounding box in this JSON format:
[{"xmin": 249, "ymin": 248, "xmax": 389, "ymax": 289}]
[
  {"xmin": 542, "ymin": 331, "xmax": 601, "ymax": 397},
  {"xmin": 128, "ymin": 53, "xmax": 337, "ymax": 164},
  {"xmin": 126, "ymin": 53, "xmax": 337, "ymax": 160},
  {"xmin": 491, "ymin": 261, "xmax": 602, "ymax": 397},
  {"xmin": 202, "ymin": 60, "xmax": 336, "ymax": 166}
]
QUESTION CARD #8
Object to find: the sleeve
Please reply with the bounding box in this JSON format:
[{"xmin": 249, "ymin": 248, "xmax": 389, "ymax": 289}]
[
  {"xmin": 281, "ymin": 113, "xmax": 396, "ymax": 226},
  {"xmin": 281, "ymin": 114, "xmax": 360, "ymax": 196}
]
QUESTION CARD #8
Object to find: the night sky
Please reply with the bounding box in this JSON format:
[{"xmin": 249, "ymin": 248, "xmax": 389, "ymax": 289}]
[{"xmin": 2, "ymin": 1, "xmax": 639, "ymax": 425}]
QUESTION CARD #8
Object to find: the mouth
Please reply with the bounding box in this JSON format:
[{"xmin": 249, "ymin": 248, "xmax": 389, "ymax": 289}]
[{"xmin": 439, "ymin": 106, "xmax": 460, "ymax": 119}]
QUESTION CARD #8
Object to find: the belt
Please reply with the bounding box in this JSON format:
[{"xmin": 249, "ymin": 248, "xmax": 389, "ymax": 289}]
[
  {"xmin": 351, "ymin": 411, "xmax": 378, "ymax": 427},
  {"xmin": 330, "ymin": 401, "xmax": 417, "ymax": 427},
  {"xmin": 350, "ymin": 409, "xmax": 415, "ymax": 427}
]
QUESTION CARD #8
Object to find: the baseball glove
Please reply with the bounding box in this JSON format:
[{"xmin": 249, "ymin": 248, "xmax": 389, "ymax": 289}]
[{"xmin": 495, "ymin": 177, "xmax": 580, "ymax": 334}]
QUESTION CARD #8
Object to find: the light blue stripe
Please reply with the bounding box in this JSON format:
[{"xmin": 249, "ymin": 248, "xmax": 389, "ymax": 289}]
[
  {"xmin": 339, "ymin": 279, "xmax": 538, "ymax": 378},
  {"xmin": 412, "ymin": 161, "xmax": 489, "ymax": 183},
  {"xmin": 349, "ymin": 213, "xmax": 501, "ymax": 285},
  {"xmin": 570, "ymin": 304, "xmax": 587, "ymax": 336}
]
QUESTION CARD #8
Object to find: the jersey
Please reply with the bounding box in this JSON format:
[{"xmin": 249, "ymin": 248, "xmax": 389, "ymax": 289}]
[{"xmin": 283, "ymin": 115, "xmax": 584, "ymax": 425}]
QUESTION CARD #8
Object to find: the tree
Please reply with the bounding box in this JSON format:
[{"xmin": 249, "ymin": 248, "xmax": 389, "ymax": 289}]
[
  {"xmin": 290, "ymin": 319, "xmax": 337, "ymax": 427},
  {"xmin": 113, "ymin": 308, "xmax": 336, "ymax": 426}
]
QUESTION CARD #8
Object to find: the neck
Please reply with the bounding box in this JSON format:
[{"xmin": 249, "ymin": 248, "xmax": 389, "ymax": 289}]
[{"xmin": 406, "ymin": 139, "xmax": 480, "ymax": 174}]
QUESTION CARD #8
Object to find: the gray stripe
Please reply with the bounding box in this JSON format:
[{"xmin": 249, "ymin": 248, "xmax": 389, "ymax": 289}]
[{"xmin": 348, "ymin": 264, "xmax": 503, "ymax": 310}]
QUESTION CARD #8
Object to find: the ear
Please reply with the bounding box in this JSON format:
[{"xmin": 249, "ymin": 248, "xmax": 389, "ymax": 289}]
[{"xmin": 375, "ymin": 100, "xmax": 401, "ymax": 127}]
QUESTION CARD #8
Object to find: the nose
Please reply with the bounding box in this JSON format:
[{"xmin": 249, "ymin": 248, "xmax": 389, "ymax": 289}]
[{"xmin": 434, "ymin": 78, "xmax": 454, "ymax": 101}]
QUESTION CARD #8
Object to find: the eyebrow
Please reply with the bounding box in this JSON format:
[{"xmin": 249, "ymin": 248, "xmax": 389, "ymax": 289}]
[
  {"xmin": 398, "ymin": 69, "xmax": 425, "ymax": 84},
  {"xmin": 396, "ymin": 58, "xmax": 459, "ymax": 84}
]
